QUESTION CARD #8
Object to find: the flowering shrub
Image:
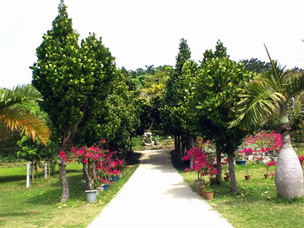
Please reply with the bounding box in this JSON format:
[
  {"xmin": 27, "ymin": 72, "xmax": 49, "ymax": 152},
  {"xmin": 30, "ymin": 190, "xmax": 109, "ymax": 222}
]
[
  {"xmin": 299, "ymin": 155, "xmax": 304, "ymax": 166},
  {"xmin": 59, "ymin": 139, "xmax": 124, "ymax": 190},
  {"xmin": 182, "ymin": 147, "xmax": 218, "ymax": 180},
  {"xmin": 237, "ymin": 130, "xmax": 283, "ymax": 161},
  {"xmin": 265, "ymin": 160, "xmax": 276, "ymax": 174}
]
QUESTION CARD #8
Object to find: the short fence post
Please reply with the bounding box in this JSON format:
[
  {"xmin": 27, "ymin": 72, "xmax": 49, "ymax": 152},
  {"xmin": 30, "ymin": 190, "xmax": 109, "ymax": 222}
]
[
  {"xmin": 26, "ymin": 163, "xmax": 31, "ymax": 188},
  {"xmin": 45, "ymin": 162, "xmax": 48, "ymax": 179}
]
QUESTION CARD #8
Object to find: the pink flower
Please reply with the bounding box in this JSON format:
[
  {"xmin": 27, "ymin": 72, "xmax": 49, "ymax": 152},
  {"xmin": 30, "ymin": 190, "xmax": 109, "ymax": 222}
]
[
  {"xmin": 266, "ymin": 161, "xmax": 276, "ymax": 166},
  {"xmin": 59, "ymin": 151, "xmax": 67, "ymax": 160},
  {"xmin": 299, "ymin": 155, "xmax": 304, "ymax": 166}
]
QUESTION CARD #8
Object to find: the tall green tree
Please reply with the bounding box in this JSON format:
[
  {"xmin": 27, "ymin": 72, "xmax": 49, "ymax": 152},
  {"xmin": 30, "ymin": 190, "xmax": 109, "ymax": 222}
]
[
  {"xmin": 31, "ymin": 1, "xmax": 133, "ymax": 201},
  {"xmin": 31, "ymin": 1, "xmax": 96, "ymax": 202},
  {"xmin": 231, "ymin": 46, "xmax": 304, "ymax": 198},
  {"xmin": 193, "ymin": 41, "xmax": 254, "ymax": 192},
  {"xmin": 0, "ymin": 85, "xmax": 50, "ymax": 144},
  {"xmin": 162, "ymin": 38, "xmax": 192, "ymax": 159}
]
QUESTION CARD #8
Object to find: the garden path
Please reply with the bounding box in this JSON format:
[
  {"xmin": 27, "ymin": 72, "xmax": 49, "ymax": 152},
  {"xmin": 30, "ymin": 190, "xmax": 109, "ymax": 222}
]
[{"xmin": 87, "ymin": 149, "xmax": 234, "ymax": 228}]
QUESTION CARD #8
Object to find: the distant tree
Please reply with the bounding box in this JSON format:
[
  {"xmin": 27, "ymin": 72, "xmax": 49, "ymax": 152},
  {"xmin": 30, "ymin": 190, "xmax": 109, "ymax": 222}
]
[{"xmin": 240, "ymin": 58, "xmax": 271, "ymax": 74}]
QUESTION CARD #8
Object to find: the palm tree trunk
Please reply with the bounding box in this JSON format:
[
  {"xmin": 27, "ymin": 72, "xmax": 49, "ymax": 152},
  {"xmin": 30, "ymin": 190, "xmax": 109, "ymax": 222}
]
[{"xmin": 276, "ymin": 123, "xmax": 304, "ymax": 198}]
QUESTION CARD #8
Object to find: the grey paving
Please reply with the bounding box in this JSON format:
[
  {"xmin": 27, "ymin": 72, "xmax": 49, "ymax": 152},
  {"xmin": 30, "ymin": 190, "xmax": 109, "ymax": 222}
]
[{"xmin": 87, "ymin": 149, "xmax": 234, "ymax": 228}]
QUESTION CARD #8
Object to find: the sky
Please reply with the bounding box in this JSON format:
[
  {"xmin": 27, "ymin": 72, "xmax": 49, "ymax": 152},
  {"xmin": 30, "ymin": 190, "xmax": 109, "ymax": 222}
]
[{"xmin": 1, "ymin": 0, "xmax": 304, "ymax": 88}]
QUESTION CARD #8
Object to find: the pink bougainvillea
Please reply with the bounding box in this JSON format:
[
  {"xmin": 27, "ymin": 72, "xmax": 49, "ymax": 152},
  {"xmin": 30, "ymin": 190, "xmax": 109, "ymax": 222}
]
[
  {"xmin": 299, "ymin": 155, "xmax": 304, "ymax": 166},
  {"xmin": 59, "ymin": 139, "xmax": 124, "ymax": 190},
  {"xmin": 182, "ymin": 147, "xmax": 218, "ymax": 179},
  {"xmin": 237, "ymin": 130, "xmax": 283, "ymax": 160},
  {"xmin": 265, "ymin": 160, "xmax": 276, "ymax": 174}
]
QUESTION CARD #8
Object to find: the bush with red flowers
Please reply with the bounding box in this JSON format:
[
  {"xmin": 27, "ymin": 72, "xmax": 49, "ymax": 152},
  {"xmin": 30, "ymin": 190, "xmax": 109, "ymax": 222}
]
[
  {"xmin": 182, "ymin": 147, "xmax": 218, "ymax": 180},
  {"xmin": 59, "ymin": 139, "xmax": 124, "ymax": 190}
]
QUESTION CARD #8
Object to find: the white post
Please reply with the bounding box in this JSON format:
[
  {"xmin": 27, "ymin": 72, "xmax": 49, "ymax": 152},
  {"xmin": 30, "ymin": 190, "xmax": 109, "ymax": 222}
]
[
  {"xmin": 26, "ymin": 163, "xmax": 31, "ymax": 188},
  {"xmin": 45, "ymin": 162, "xmax": 48, "ymax": 179}
]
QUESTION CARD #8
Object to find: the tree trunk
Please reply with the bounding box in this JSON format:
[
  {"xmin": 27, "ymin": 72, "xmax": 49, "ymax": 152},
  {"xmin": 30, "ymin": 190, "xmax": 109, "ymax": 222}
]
[
  {"xmin": 177, "ymin": 135, "xmax": 181, "ymax": 161},
  {"xmin": 216, "ymin": 145, "xmax": 222, "ymax": 184},
  {"xmin": 35, "ymin": 161, "xmax": 39, "ymax": 181},
  {"xmin": 174, "ymin": 135, "xmax": 178, "ymax": 157},
  {"xmin": 228, "ymin": 153, "xmax": 238, "ymax": 193},
  {"xmin": 51, "ymin": 161, "xmax": 55, "ymax": 177},
  {"xmin": 276, "ymin": 123, "xmax": 304, "ymax": 198},
  {"xmin": 59, "ymin": 127, "xmax": 77, "ymax": 202},
  {"xmin": 129, "ymin": 135, "xmax": 133, "ymax": 154},
  {"xmin": 31, "ymin": 162, "xmax": 34, "ymax": 182},
  {"xmin": 181, "ymin": 135, "xmax": 186, "ymax": 158},
  {"xmin": 59, "ymin": 157, "xmax": 69, "ymax": 203},
  {"xmin": 185, "ymin": 135, "xmax": 195, "ymax": 152}
]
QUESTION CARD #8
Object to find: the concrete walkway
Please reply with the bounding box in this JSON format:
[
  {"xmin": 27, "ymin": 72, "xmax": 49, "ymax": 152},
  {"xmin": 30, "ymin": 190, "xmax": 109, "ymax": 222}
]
[{"xmin": 87, "ymin": 149, "xmax": 234, "ymax": 228}]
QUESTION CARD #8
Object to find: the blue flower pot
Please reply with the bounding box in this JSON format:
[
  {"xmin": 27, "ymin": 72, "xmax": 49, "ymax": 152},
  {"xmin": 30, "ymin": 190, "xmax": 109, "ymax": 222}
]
[
  {"xmin": 111, "ymin": 176, "xmax": 120, "ymax": 182},
  {"xmin": 236, "ymin": 160, "xmax": 247, "ymax": 165},
  {"xmin": 103, "ymin": 183, "xmax": 109, "ymax": 191}
]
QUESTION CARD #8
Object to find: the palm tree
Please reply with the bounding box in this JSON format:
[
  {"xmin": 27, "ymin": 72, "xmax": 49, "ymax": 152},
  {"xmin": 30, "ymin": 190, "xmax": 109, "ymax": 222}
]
[
  {"xmin": 0, "ymin": 85, "xmax": 50, "ymax": 145},
  {"xmin": 231, "ymin": 46, "xmax": 304, "ymax": 198}
]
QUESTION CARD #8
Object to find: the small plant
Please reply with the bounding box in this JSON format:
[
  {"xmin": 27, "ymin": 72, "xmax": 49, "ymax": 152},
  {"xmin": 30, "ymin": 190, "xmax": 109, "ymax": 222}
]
[{"xmin": 265, "ymin": 160, "xmax": 276, "ymax": 177}]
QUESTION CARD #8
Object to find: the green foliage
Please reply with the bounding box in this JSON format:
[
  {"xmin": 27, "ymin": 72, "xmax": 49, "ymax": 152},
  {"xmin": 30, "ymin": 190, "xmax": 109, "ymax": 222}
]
[
  {"xmin": 0, "ymin": 123, "xmax": 20, "ymax": 162},
  {"xmin": 162, "ymin": 38, "xmax": 192, "ymax": 135},
  {"xmin": 0, "ymin": 85, "xmax": 50, "ymax": 145},
  {"xmin": 31, "ymin": 2, "xmax": 136, "ymax": 152},
  {"xmin": 194, "ymin": 40, "xmax": 254, "ymax": 152},
  {"xmin": 31, "ymin": 1, "xmax": 83, "ymax": 148},
  {"xmin": 239, "ymin": 58, "xmax": 272, "ymax": 74},
  {"xmin": 231, "ymin": 51, "xmax": 304, "ymax": 131}
]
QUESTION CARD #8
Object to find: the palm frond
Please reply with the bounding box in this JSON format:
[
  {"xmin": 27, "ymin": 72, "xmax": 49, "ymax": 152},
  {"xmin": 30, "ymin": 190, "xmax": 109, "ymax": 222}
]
[
  {"xmin": 0, "ymin": 107, "xmax": 50, "ymax": 145},
  {"xmin": 0, "ymin": 84, "xmax": 42, "ymax": 109},
  {"xmin": 230, "ymin": 79, "xmax": 284, "ymax": 130},
  {"xmin": 264, "ymin": 44, "xmax": 283, "ymax": 92},
  {"xmin": 285, "ymin": 72, "xmax": 304, "ymax": 101}
]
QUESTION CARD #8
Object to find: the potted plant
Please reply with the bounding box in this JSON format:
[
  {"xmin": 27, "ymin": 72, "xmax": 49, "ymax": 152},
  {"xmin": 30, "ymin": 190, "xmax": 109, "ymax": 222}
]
[
  {"xmin": 244, "ymin": 163, "xmax": 251, "ymax": 181},
  {"xmin": 265, "ymin": 160, "xmax": 276, "ymax": 179},
  {"xmin": 235, "ymin": 150, "xmax": 247, "ymax": 165},
  {"xmin": 67, "ymin": 139, "xmax": 124, "ymax": 202},
  {"xmin": 183, "ymin": 147, "xmax": 218, "ymax": 190},
  {"xmin": 202, "ymin": 182, "xmax": 214, "ymax": 200}
]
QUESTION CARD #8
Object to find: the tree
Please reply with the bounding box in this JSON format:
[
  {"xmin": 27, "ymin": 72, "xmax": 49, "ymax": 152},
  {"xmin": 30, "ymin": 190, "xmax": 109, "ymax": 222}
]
[
  {"xmin": 31, "ymin": 1, "xmax": 132, "ymax": 202},
  {"xmin": 231, "ymin": 46, "xmax": 304, "ymax": 198},
  {"xmin": 162, "ymin": 38, "xmax": 192, "ymax": 159},
  {"xmin": 239, "ymin": 58, "xmax": 271, "ymax": 74},
  {"xmin": 0, "ymin": 85, "xmax": 50, "ymax": 144},
  {"xmin": 193, "ymin": 40, "xmax": 254, "ymax": 192},
  {"xmin": 31, "ymin": 0, "xmax": 82, "ymax": 202}
]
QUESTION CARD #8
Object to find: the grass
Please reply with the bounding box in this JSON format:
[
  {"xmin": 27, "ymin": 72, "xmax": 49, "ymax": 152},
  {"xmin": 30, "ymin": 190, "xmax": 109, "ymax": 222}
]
[
  {"xmin": 0, "ymin": 161, "xmax": 139, "ymax": 228},
  {"xmin": 173, "ymin": 157, "xmax": 304, "ymax": 228}
]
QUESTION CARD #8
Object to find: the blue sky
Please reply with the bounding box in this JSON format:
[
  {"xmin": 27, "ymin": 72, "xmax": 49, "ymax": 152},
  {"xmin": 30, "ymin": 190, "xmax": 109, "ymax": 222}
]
[{"xmin": 1, "ymin": 0, "xmax": 303, "ymax": 88}]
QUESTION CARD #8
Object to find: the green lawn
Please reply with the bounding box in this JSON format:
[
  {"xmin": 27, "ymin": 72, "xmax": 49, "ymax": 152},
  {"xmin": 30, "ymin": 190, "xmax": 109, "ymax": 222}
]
[
  {"xmin": 177, "ymin": 161, "xmax": 304, "ymax": 228},
  {"xmin": 0, "ymin": 162, "xmax": 138, "ymax": 228}
]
